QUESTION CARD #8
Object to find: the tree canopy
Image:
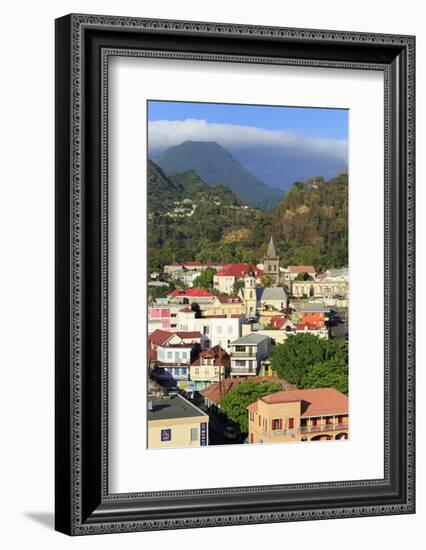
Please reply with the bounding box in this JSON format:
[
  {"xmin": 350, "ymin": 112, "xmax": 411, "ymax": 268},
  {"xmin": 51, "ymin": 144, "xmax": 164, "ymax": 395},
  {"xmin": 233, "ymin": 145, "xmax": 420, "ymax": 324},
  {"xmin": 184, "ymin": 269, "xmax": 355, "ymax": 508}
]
[
  {"xmin": 295, "ymin": 271, "xmax": 313, "ymax": 281},
  {"xmin": 302, "ymin": 358, "xmax": 348, "ymax": 395},
  {"xmin": 270, "ymin": 333, "xmax": 348, "ymax": 393},
  {"xmin": 219, "ymin": 379, "xmax": 282, "ymax": 433},
  {"xmin": 192, "ymin": 267, "xmax": 216, "ymax": 289}
]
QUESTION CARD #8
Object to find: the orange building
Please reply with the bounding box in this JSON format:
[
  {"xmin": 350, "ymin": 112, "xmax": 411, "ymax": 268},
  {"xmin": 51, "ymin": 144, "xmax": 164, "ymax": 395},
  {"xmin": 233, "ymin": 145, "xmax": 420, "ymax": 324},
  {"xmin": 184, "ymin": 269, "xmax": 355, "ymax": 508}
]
[
  {"xmin": 294, "ymin": 303, "xmax": 330, "ymax": 328},
  {"xmin": 247, "ymin": 387, "xmax": 348, "ymax": 444}
]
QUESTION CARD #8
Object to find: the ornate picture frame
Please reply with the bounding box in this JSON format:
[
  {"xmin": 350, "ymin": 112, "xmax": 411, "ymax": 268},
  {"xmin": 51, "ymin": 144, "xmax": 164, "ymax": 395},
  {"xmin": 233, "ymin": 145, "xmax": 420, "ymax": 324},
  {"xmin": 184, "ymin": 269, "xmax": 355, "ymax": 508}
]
[{"xmin": 55, "ymin": 14, "xmax": 415, "ymax": 535}]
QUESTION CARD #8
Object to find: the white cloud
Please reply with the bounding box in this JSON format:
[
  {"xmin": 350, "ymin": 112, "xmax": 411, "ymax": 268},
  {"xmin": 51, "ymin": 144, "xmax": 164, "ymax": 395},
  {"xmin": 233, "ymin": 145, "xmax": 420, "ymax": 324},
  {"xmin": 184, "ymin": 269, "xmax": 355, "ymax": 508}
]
[{"xmin": 148, "ymin": 118, "xmax": 348, "ymax": 163}]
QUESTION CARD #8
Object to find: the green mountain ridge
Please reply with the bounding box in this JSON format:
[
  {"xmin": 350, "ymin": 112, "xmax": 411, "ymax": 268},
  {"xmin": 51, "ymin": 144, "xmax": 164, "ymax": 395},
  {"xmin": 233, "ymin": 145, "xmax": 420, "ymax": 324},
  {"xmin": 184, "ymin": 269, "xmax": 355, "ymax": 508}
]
[
  {"xmin": 147, "ymin": 159, "xmax": 348, "ymax": 273},
  {"xmin": 152, "ymin": 140, "xmax": 284, "ymax": 210}
]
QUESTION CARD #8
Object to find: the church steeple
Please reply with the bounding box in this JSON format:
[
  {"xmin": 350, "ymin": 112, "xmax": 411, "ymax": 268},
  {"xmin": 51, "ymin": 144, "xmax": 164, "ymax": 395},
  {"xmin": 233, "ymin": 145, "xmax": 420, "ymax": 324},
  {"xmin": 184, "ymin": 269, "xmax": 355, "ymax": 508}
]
[
  {"xmin": 266, "ymin": 236, "xmax": 278, "ymax": 259},
  {"xmin": 263, "ymin": 236, "xmax": 280, "ymax": 286}
]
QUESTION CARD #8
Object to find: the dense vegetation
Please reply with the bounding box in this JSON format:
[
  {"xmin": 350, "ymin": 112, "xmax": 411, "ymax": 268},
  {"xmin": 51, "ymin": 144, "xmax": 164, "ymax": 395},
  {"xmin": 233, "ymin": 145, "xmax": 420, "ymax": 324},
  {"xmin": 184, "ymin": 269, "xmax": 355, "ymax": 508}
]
[
  {"xmin": 147, "ymin": 160, "xmax": 348, "ymax": 274},
  {"xmin": 219, "ymin": 379, "xmax": 283, "ymax": 433},
  {"xmin": 153, "ymin": 140, "xmax": 284, "ymax": 210},
  {"xmin": 270, "ymin": 175, "xmax": 349, "ymax": 270},
  {"xmin": 270, "ymin": 333, "xmax": 348, "ymax": 395},
  {"xmin": 147, "ymin": 161, "xmax": 268, "ymax": 272}
]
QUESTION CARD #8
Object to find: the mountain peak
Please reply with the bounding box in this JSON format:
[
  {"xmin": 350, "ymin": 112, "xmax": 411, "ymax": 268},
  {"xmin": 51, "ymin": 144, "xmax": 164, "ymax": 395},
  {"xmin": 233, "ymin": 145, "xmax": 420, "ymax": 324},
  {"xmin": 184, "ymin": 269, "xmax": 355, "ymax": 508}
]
[{"xmin": 153, "ymin": 141, "xmax": 283, "ymax": 210}]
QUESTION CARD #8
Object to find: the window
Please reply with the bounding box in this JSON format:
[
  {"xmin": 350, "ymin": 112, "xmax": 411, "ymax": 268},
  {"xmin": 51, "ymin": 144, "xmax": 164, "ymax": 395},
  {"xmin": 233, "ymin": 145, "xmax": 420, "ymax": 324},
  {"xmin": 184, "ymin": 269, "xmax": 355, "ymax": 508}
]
[
  {"xmin": 272, "ymin": 418, "xmax": 281, "ymax": 430},
  {"xmin": 181, "ymin": 368, "xmax": 187, "ymax": 376},
  {"xmin": 203, "ymin": 326, "xmax": 209, "ymax": 335},
  {"xmin": 190, "ymin": 427, "xmax": 198, "ymax": 442},
  {"xmin": 175, "ymin": 351, "xmax": 181, "ymax": 360},
  {"xmin": 194, "ymin": 367, "xmax": 199, "ymax": 375},
  {"xmin": 167, "ymin": 351, "xmax": 172, "ymax": 360},
  {"xmin": 235, "ymin": 360, "xmax": 246, "ymax": 367},
  {"xmin": 161, "ymin": 429, "xmax": 171, "ymax": 442},
  {"xmin": 311, "ymin": 418, "xmax": 318, "ymax": 426},
  {"xmin": 235, "ymin": 345, "xmax": 246, "ymax": 352},
  {"xmin": 288, "ymin": 417, "xmax": 294, "ymax": 429},
  {"xmin": 258, "ymin": 415, "xmax": 261, "ymax": 426}
]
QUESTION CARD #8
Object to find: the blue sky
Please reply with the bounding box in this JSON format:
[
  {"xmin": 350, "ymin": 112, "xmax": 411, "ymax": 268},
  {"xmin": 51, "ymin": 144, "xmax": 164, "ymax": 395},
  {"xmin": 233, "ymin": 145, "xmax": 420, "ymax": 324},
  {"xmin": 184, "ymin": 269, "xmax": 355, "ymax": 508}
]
[
  {"xmin": 148, "ymin": 100, "xmax": 348, "ymax": 190},
  {"xmin": 148, "ymin": 101, "xmax": 348, "ymax": 140}
]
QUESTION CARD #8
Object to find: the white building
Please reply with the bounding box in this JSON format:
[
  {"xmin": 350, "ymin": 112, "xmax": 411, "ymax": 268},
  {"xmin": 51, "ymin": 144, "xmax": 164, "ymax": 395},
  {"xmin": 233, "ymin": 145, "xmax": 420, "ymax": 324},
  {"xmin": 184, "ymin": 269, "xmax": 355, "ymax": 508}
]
[
  {"xmin": 176, "ymin": 309, "xmax": 242, "ymax": 353},
  {"xmin": 229, "ymin": 333, "xmax": 271, "ymax": 377},
  {"xmin": 213, "ymin": 263, "xmax": 263, "ymax": 295}
]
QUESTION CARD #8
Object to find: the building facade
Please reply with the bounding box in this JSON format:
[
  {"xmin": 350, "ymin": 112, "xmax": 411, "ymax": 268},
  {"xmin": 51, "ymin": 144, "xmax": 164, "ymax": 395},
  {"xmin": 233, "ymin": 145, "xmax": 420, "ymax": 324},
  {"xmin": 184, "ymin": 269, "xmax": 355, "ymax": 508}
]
[
  {"xmin": 176, "ymin": 308, "xmax": 242, "ymax": 352},
  {"xmin": 229, "ymin": 333, "xmax": 271, "ymax": 376},
  {"xmin": 247, "ymin": 388, "xmax": 349, "ymax": 444},
  {"xmin": 200, "ymin": 295, "xmax": 245, "ymax": 317},
  {"xmin": 147, "ymin": 395, "xmax": 209, "ymax": 449},
  {"xmin": 213, "ymin": 263, "xmax": 263, "ymax": 295},
  {"xmin": 190, "ymin": 345, "xmax": 230, "ymax": 391},
  {"xmin": 293, "ymin": 302, "xmax": 330, "ymax": 328}
]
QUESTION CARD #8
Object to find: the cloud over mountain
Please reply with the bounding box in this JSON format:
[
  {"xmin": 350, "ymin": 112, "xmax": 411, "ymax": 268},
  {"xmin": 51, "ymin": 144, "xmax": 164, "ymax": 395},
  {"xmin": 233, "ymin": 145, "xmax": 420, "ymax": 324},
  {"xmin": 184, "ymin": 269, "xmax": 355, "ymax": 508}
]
[{"xmin": 148, "ymin": 119, "xmax": 348, "ymax": 190}]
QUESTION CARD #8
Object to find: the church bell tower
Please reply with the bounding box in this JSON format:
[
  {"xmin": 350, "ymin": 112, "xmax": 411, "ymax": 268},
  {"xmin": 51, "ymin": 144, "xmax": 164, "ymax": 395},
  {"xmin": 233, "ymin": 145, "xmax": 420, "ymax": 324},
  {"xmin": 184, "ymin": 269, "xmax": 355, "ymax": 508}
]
[{"xmin": 263, "ymin": 236, "xmax": 280, "ymax": 286}]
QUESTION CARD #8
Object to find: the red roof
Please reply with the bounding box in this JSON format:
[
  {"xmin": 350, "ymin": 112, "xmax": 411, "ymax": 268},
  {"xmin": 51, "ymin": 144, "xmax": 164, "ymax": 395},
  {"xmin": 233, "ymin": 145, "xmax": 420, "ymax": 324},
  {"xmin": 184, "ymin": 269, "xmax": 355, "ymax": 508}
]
[
  {"xmin": 175, "ymin": 331, "xmax": 202, "ymax": 340},
  {"xmin": 168, "ymin": 288, "xmax": 215, "ymax": 298},
  {"xmin": 200, "ymin": 376, "xmax": 283, "ymax": 404},
  {"xmin": 288, "ymin": 265, "xmax": 316, "ymax": 273},
  {"xmin": 258, "ymin": 388, "xmax": 348, "ymax": 417},
  {"xmin": 216, "ymin": 263, "xmax": 263, "ymax": 277},
  {"xmin": 178, "ymin": 307, "xmax": 193, "ymax": 313},
  {"xmin": 204, "ymin": 314, "xmax": 227, "ymax": 318},
  {"xmin": 271, "ymin": 316, "xmax": 287, "ymax": 329},
  {"xmin": 247, "ymin": 401, "xmax": 258, "ymax": 413},
  {"xmin": 149, "ymin": 329, "xmax": 174, "ymax": 346},
  {"xmin": 191, "ymin": 345, "xmax": 230, "ymax": 367}
]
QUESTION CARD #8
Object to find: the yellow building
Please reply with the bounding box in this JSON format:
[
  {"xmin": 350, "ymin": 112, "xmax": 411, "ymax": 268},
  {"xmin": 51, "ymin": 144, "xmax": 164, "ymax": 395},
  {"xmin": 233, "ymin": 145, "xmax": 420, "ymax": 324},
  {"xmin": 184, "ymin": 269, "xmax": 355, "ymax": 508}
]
[
  {"xmin": 200, "ymin": 295, "xmax": 245, "ymax": 317},
  {"xmin": 148, "ymin": 394, "xmax": 209, "ymax": 449},
  {"xmin": 247, "ymin": 387, "xmax": 348, "ymax": 444},
  {"xmin": 258, "ymin": 359, "xmax": 278, "ymax": 377}
]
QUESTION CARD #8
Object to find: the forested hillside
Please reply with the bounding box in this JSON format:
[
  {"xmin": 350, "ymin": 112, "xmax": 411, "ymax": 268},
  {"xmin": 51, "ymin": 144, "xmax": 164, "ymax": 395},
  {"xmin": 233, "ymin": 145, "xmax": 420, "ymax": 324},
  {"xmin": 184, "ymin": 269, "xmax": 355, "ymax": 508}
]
[
  {"xmin": 147, "ymin": 160, "xmax": 348, "ymax": 273},
  {"xmin": 270, "ymin": 174, "xmax": 349, "ymax": 270}
]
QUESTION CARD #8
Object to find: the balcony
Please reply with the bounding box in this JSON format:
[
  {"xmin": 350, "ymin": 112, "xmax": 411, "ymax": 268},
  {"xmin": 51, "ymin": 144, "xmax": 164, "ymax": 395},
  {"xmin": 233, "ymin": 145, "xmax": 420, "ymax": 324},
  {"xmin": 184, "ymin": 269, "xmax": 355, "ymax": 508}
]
[
  {"xmin": 270, "ymin": 429, "xmax": 298, "ymax": 436},
  {"xmin": 300, "ymin": 423, "xmax": 348, "ymax": 434},
  {"xmin": 231, "ymin": 351, "xmax": 256, "ymax": 358},
  {"xmin": 231, "ymin": 366, "xmax": 256, "ymax": 375}
]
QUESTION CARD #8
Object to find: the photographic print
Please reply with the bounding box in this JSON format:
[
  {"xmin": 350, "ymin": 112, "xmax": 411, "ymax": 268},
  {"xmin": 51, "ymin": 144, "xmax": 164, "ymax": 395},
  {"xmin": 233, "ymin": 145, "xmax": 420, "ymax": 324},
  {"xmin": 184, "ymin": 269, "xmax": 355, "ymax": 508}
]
[{"xmin": 147, "ymin": 100, "xmax": 349, "ymax": 449}]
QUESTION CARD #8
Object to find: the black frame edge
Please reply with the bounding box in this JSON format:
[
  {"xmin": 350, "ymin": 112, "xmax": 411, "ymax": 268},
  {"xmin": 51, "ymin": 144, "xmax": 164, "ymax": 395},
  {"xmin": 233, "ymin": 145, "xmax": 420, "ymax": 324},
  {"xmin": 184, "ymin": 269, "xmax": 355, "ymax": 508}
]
[{"xmin": 55, "ymin": 14, "xmax": 72, "ymax": 536}]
